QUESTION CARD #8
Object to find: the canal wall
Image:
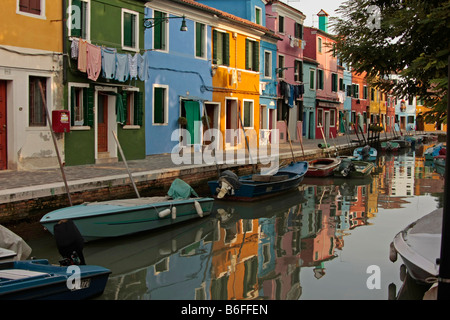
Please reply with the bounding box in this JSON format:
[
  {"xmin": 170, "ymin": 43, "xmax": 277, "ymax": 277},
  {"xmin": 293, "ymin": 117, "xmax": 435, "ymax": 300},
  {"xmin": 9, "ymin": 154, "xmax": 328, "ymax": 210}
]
[{"xmin": 0, "ymin": 136, "xmax": 381, "ymax": 225}]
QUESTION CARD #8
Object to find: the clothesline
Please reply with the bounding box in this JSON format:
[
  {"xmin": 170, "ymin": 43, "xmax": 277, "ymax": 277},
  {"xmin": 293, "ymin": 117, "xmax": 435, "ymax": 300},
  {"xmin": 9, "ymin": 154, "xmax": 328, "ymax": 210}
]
[{"xmin": 70, "ymin": 37, "xmax": 149, "ymax": 83}]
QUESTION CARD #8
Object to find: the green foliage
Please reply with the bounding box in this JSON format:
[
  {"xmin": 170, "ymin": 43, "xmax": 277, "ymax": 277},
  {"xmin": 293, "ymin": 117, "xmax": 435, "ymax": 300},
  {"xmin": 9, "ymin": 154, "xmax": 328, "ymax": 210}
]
[{"xmin": 331, "ymin": 0, "xmax": 449, "ymax": 124}]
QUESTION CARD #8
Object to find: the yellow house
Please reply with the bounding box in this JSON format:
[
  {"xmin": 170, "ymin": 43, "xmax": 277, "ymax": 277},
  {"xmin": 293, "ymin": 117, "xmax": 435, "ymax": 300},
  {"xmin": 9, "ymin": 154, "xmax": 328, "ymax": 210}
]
[
  {"xmin": 416, "ymin": 103, "xmax": 448, "ymax": 132},
  {"xmin": 211, "ymin": 20, "xmax": 266, "ymax": 151},
  {"xmin": 0, "ymin": 0, "xmax": 64, "ymax": 170},
  {"xmin": 369, "ymin": 86, "xmax": 386, "ymax": 126}
]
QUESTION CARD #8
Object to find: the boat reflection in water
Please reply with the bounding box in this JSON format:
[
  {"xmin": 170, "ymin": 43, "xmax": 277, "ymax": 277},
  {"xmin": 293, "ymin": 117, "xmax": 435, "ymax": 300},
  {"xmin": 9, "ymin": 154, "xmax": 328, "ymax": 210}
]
[{"xmin": 27, "ymin": 142, "xmax": 443, "ymax": 300}]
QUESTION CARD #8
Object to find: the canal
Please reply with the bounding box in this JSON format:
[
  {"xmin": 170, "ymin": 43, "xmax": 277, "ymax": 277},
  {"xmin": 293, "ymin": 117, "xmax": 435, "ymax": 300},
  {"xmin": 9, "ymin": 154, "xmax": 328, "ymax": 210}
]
[{"xmin": 21, "ymin": 142, "xmax": 445, "ymax": 300}]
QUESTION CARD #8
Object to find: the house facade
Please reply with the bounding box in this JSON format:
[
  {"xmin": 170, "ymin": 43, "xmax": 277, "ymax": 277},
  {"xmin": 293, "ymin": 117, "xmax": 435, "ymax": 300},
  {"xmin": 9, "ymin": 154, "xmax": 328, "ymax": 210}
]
[
  {"xmin": 350, "ymin": 71, "xmax": 369, "ymax": 133},
  {"xmin": 302, "ymin": 57, "xmax": 318, "ymax": 139},
  {"xmin": 64, "ymin": 0, "xmax": 146, "ymax": 166},
  {"xmin": 0, "ymin": 0, "xmax": 64, "ymax": 170}
]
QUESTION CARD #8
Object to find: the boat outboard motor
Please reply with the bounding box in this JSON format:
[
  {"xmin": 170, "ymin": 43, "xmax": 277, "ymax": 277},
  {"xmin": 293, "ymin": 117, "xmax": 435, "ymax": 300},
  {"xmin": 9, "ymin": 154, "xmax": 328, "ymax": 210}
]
[
  {"xmin": 339, "ymin": 160, "xmax": 355, "ymax": 177},
  {"xmin": 360, "ymin": 145, "xmax": 371, "ymax": 159},
  {"xmin": 54, "ymin": 219, "xmax": 86, "ymax": 266},
  {"xmin": 217, "ymin": 170, "xmax": 241, "ymax": 199}
]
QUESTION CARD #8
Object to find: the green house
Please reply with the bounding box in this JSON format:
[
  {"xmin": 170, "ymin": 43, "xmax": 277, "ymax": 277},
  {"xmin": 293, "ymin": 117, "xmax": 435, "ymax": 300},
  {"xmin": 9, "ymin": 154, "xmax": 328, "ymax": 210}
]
[{"xmin": 64, "ymin": 0, "xmax": 146, "ymax": 166}]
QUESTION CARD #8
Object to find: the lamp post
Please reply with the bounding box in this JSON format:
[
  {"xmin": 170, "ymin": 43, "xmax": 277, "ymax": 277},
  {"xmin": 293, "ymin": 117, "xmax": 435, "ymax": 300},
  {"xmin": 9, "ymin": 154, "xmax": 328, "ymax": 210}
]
[{"xmin": 143, "ymin": 15, "xmax": 188, "ymax": 32}]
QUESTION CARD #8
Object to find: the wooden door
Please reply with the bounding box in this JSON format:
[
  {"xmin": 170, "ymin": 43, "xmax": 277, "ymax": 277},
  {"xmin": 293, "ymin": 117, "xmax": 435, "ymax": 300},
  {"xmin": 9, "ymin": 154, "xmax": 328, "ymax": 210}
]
[
  {"xmin": 0, "ymin": 81, "xmax": 6, "ymax": 170},
  {"xmin": 97, "ymin": 93, "xmax": 108, "ymax": 152}
]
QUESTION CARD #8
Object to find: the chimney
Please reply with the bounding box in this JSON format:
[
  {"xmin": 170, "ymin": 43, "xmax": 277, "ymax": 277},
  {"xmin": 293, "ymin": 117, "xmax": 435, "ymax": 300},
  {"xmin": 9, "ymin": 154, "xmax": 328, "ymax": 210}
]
[{"xmin": 317, "ymin": 9, "xmax": 329, "ymax": 33}]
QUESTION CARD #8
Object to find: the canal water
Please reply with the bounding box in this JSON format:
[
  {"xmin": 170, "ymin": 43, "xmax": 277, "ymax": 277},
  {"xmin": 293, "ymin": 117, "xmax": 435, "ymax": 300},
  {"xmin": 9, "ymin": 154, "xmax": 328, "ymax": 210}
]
[{"xmin": 23, "ymin": 142, "xmax": 445, "ymax": 300}]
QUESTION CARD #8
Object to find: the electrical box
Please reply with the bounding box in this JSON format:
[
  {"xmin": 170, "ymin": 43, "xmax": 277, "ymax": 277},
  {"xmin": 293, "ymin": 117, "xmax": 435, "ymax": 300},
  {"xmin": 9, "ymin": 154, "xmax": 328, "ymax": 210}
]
[{"xmin": 52, "ymin": 110, "xmax": 70, "ymax": 133}]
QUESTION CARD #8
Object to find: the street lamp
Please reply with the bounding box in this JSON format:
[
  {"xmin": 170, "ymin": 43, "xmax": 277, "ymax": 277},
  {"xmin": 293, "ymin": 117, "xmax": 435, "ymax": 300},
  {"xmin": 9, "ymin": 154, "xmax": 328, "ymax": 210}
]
[{"xmin": 143, "ymin": 15, "xmax": 188, "ymax": 32}]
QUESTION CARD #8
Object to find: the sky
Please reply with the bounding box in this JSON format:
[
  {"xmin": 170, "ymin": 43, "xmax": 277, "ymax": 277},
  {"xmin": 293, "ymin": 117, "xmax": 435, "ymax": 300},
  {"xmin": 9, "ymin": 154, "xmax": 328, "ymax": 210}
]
[{"xmin": 280, "ymin": 0, "xmax": 345, "ymax": 28}]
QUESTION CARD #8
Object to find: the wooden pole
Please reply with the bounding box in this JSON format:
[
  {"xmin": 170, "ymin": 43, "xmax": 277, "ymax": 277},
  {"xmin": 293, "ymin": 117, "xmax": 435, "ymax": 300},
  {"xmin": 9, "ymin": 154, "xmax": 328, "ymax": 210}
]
[
  {"xmin": 237, "ymin": 102, "xmax": 256, "ymax": 173},
  {"xmin": 112, "ymin": 131, "xmax": 140, "ymax": 198},
  {"xmin": 284, "ymin": 116, "xmax": 295, "ymax": 163},
  {"xmin": 38, "ymin": 81, "xmax": 72, "ymax": 206},
  {"xmin": 296, "ymin": 121, "xmax": 305, "ymax": 159}
]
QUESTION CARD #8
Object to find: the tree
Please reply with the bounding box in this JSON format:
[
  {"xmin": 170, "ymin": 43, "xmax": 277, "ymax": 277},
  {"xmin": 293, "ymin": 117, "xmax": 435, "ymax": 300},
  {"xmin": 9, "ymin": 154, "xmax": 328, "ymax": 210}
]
[{"xmin": 331, "ymin": 0, "xmax": 449, "ymax": 124}]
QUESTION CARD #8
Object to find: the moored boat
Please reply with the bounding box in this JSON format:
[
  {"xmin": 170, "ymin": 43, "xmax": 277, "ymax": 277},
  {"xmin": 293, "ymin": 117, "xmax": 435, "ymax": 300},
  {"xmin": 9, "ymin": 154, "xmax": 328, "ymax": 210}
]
[
  {"xmin": 353, "ymin": 145, "xmax": 377, "ymax": 161},
  {"xmin": 424, "ymin": 143, "xmax": 445, "ymax": 161},
  {"xmin": 0, "ymin": 259, "xmax": 111, "ymax": 300},
  {"xmin": 391, "ymin": 139, "xmax": 411, "ymax": 149},
  {"xmin": 381, "ymin": 141, "xmax": 400, "ymax": 152},
  {"xmin": 40, "ymin": 179, "xmax": 214, "ymax": 242},
  {"xmin": 305, "ymin": 158, "xmax": 341, "ymax": 177},
  {"xmin": 208, "ymin": 161, "xmax": 308, "ymax": 201},
  {"xmin": 333, "ymin": 159, "xmax": 375, "ymax": 178}
]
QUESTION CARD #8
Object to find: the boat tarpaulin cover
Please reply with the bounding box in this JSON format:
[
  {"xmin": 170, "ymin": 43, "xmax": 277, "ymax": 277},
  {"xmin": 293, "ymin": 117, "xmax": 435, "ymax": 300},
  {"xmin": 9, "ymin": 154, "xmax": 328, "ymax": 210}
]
[{"xmin": 167, "ymin": 179, "xmax": 199, "ymax": 200}]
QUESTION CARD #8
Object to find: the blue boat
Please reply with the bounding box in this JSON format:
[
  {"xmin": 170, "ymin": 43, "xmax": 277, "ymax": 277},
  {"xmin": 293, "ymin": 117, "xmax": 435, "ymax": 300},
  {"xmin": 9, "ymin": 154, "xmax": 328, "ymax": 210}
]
[
  {"xmin": 207, "ymin": 161, "xmax": 308, "ymax": 201},
  {"xmin": 353, "ymin": 145, "xmax": 377, "ymax": 161},
  {"xmin": 424, "ymin": 143, "xmax": 445, "ymax": 161},
  {"xmin": 0, "ymin": 259, "xmax": 110, "ymax": 300},
  {"xmin": 40, "ymin": 179, "xmax": 214, "ymax": 242}
]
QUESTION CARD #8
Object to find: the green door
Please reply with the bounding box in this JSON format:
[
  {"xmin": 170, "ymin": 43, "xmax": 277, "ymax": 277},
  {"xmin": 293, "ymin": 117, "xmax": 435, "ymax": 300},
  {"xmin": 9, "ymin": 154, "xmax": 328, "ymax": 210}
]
[{"xmin": 183, "ymin": 101, "xmax": 201, "ymax": 145}]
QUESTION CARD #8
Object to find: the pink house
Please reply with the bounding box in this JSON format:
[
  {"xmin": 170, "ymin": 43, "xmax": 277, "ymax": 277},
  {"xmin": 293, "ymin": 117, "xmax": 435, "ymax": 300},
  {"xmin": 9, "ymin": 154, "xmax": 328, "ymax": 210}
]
[
  {"xmin": 265, "ymin": 0, "xmax": 306, "ymax": 142},
  {"xmin": 304, "ymin": 10, "xmax": 342, "ymax": 140}
]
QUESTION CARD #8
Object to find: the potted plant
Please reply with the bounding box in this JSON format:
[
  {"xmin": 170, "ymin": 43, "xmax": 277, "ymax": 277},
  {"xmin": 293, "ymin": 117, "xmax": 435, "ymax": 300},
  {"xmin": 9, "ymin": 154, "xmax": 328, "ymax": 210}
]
[
  {"xmin": 178, "ymin": 116, "xmax": 187, "ymax": 126},
  {"xmin": 201, "ymin": 115, "xmax": 211, "ymax": 127}
]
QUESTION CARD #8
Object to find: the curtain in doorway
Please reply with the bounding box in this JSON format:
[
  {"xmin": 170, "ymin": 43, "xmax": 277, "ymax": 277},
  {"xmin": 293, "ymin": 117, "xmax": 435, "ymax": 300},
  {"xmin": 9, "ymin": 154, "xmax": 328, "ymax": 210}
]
[{"xmin": 183, "ymin": 100, "xmax": 201, "ymax": 145}]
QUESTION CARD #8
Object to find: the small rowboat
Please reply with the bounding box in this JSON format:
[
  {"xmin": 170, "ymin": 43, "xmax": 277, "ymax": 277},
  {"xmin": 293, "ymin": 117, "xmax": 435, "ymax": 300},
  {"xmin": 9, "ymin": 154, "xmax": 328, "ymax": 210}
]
[
  {"xmin": 381, "ymin": 141, "xmax": 400, "ymax": 152},
  {"xmin": 306, "ymin": 158, "xmax": 341, "ymax": 177},
  {"xmin": 333, "ymin": 159, "xmax": 375, "ymax": 179}
]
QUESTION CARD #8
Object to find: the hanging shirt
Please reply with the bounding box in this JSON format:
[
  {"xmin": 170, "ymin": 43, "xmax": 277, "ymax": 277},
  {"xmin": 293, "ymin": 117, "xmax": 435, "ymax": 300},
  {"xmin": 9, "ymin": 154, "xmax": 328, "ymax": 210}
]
[
  {"xmin": 86, "ymin": 43, "xmax": 102, "ymax": 81},
  {"xmin": 71, "ymin": 38, "xmax": 79, "ymax": 59},
  {"xmin": 101, "ymin": 47, "xmax": 116, "ymax": 80},
  {"xmin": 128, "ymin": 54, "xmax": 138, "ymax": 80},
  {"xmin": 115, "ymin": 53, "xmax": 129, "ymax": 82},
  {"xmin": 78, "ymin": 39, "xmax": 88, "ymax": 73},
  {"xmin": 137, "ymin": 52, "xmax": 148, "ymax": 81}
]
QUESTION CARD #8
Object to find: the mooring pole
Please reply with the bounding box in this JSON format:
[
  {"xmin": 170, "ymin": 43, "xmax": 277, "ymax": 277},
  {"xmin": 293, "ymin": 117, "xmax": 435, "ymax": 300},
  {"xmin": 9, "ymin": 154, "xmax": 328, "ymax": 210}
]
[{"xmin": 38, "ymin": 81, "xmax": 72, "ymax": 206}]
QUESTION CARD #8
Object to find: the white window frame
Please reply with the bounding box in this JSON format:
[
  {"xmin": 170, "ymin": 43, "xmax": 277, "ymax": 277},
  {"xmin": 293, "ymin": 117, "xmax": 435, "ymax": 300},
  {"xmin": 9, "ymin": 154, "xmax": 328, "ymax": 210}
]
[
  {"xmin": 278, "ymin": 54, "xmax": 285, "ymax": 79},
  {"xmin": 255, "ymin": 6, "xmax": 262, "ymax": 25},
  {"xmin": 123, "ymin": 87, "xmax": 141, "ymax": 129},
  {"xmin": 264, "ymin": 50, "xmax": 272, "ymax": 79},
  {"xmin": 121, "ymin": 8, "xmax": 140, "ymax": 52},
  {"xmin": 17, "ymin": 0, "xmax": 46, "ymax": 20},
  {"xmin": 242, "ymin": 99, "xmax": 254, "ymax": 129},
  {"xmin": 195, "ymin": 21, "xmax": 207, "ymax": 60},
  {"xmin": 68, "ymin": 82, "xmax": 90, "ymax": 130},
  {"xmin": 152, "ymin": 10, "xmax": 169, "ymax": 53},
  {"xmin": 68, "ymin": 0, "xmax": 90, "ymax": 41},
  {"xmin": 152, "ymin": 84, "xmax": 169, "ymax": 125},
  {"xmin": 309, "ymin": 68, "xmax": 315, "ymax": 90}
]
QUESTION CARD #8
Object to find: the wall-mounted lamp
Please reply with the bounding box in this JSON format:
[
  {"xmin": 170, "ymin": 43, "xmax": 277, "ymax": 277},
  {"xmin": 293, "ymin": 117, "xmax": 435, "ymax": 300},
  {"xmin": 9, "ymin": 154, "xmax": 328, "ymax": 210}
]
[{"xmin": 144, "ymin": 15, "xmax": 188, "ymax": 32}]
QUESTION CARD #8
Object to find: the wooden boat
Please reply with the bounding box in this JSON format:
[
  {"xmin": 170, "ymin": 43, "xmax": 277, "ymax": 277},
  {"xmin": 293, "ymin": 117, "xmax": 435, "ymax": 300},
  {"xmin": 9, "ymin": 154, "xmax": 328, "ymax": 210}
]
[
  {"xmin": 40, "ymin": 179, "xmax": 214, "ymax": 242},
  {"xmin": 353, "ymin": 145, "xmax": 377, "ymax": 161},
  {"xmin": 208, "ymin": 161, "xmax": 308, "ymax": 201},
  {"xmin": 424, "ymin": 143, "xmax": 445, "ymax": 161},
  {"xmin": 305, "ymin": 158, "xmax": 341, "ymax": 177},
  {"xmin": 389, "ymin": 208, "xmax": 442, "ymax": 284},
  {"xmin": 434, "ymin": 154, "xmax": 446, "ymax": 168},
  {"xmin": 381, "ymin": 141, "xmax": 400, "ymax": 152},
  {"xmin": 333, "ymin": 159, "xmax": 375, "ymax": 178},
  {"xmin": 0, "ymin": 259, "xmax": 110, "ymax": 300},
  {"xmin": 391, "ymin": 139, "xmax": 411, "ymax": 149}
]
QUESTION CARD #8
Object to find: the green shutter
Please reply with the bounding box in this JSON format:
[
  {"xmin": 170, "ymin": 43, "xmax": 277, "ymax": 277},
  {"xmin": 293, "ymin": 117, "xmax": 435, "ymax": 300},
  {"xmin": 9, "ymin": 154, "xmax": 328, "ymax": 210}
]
[
  {"xmin": 124, "ymin": 13, "xmax": 132, "ymax": 47},
  {"xmin": 71, "ymin": 0, "xmax": 81, "ymax": 37},
  {"xmin": 70, "ymin": 87, "xmax": 76, "ymax": 126},
  {"xmin": 154, "ymin": 11, "xmax": 166, "ymax": 50},
  {"xmin": 83, "ymin": 87, "xmax": 94, "ymax": 127},
  {"xmin": 154, "ymin": 87, "xmax": 164, "ymax": 124},
  {"xmin": 223, "ymin": 32, "xmax": 229, "ymax": 66},
  {"xmin": 196, "ymin": 23, "xmax": 204, "ymax": 58},
  {"xmin": 134, "ymin": 92, "xmax": 143, "ymax": 126},
  {"xmin": 245, "ymin": 39, "xmax": 250, "ymax": 70},
  {"xmin": 253, "ymin": 41, "xmax": 259, "ymax": 72},
  {"xmin": 212, "ymin": 30, "xmax": 218, "ymax": 64}
]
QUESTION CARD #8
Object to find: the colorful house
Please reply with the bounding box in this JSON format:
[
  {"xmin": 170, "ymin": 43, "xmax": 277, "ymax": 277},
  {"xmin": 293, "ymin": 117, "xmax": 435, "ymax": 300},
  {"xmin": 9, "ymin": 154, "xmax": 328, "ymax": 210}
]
[
  {"xmin": 266, "ymin": 0, "xmax": 306, "ymax": 143},
  {"xmin": 0, "ymin": 0, "xmax": 64, "ymax": 170},
  {"xmin": 304, "ymin": 11, "xmax": 342, "ymax": 140},
  {"xmin": 302, "ymin": 57, "xmax": 318, "ymax": 139},
  {"xmin": 341, "ymin": 62, "xmax": 352, "ymax": 134},
  {"xmin": 350, "ymin": 71, "xmax": 369, "ymax": 133},
  {"xmin": 64, "ymin": 0, "xmax": 147, "ymax": 166}
]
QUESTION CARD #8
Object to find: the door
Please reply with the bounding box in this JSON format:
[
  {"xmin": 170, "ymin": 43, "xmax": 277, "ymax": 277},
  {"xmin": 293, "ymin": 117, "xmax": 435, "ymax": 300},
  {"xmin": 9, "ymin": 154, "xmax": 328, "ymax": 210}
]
[
  {"xmin": 225, "ymin": 99, "xmax": 238, "ymax": 146},
  {"xmin": 183, "ymin": 100, "xmax": 201, "ymax": 145},
  {"xmin": 97, "ymin": 93, "xmax": 108, "ymax": 152},
  {"xmin": 0, "ymin": 81, "xmax": 6, "ymax": 170},
  {"xmin": 324, "ymin": 111, "xmax": 330, "ymax": 138},
  {"xmin": 309, "ymin": 111, "xmax": 314, "ymax": 139}
]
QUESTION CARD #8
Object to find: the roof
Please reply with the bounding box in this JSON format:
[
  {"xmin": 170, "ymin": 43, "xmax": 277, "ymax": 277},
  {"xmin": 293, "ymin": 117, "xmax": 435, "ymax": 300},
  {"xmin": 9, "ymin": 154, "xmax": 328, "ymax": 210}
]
[{"xmin": 266, "ymin": 0, "xmax": 306, "ymax": 19}]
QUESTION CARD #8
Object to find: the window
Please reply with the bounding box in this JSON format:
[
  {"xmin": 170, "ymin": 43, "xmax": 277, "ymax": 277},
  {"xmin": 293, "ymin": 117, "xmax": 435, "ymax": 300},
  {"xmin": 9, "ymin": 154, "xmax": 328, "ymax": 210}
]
[
  {"xmin": 153, "ymin": 10, "xmax": 167, "ymax": 51},
  {"xmin": 317, "ymin": 108, "xmax": 323, "ymax": 127},
  {"xmin": 69, "ymin": 0, "xmax": 89, "ymax": 39},
  {"xmin": 243, "ymin": 100, "xmax": 254, "ymax": 128},
  {"xmin": 153, "ymin": 85, "xmax": 168, "ymax": 125},
  {"xmin": 213, "ymin": 30, "xmax": 229, "ymax": 66},
  {"xmin": 330, "ymin": 109, "xmax": 335, "ymax": 126},
  {"xmin": 69, "ymin": 84, "xmax": 93, "ymax": 127},
  {"xmin": 264, "ymin": 51, "xmax": 272, "ymax": 78},
  {"xmin": 352, "ymin": 84, "xmax": 360, "ymax": 98},
  {"xmin": 245, "ymin": 39, "xmax": 259, "ymax": 72},
  {"xmin": 371, "ymin": 88, "xmax": 375, "ymax": 101},
  {"xmin": 346, "ymin": 84, "xmax": 352, "ymax": 97},
  {"xmin": 29, "ymin": 76, "xmax": 47, "ymax": 127},
  {"xmin": 309, "ymin": 69, "xmax": 315, "ymax": 90},
  {"xmin": 195, "ymin": 22, "xmax": 206, "ymax": 58},
  {"xmin": 331, "ymin": 73, "xmax": 338, "ymax": 92},
  {"xmin": 294, "ymin": 60, "xmax": 303, "ymax": 82},
  {"xmin": 278, "ymin": 55, "xmax": 284, "ymax": 78},
  {"xmin": 363, "ymin": 86, "xmax": 368, "ymax": 99},
  {"xmin": 123, "ymin": 90, "xmax": 143, "ymax": 126},
  {"xmin": 122, "ymin": 9, "xmax": 139, "ymax": 51},
  {"xmin": 18, "ymin": 0, "xmax": 44, "ymax": 17},
  {"xmin": 294, "ymin": 23, "xmax": 303, "ymax": 39},
  {"xmin": 339, "ymin": 78, "xmax": 344, "ymax": 91},
  {"xmin": 255, "ymin": 7, "xmax": 262, "ymax": 25},
  {"xmin": 278, "ymin": 15, "xmax": 284, "ymax": 33},
  {"xmin": 317, "ymin": 69, "xmax": 324, "ymax": 90},
  {"xmin": 318, "ymin": 37, "xmax": 322, "ymax": 53}
]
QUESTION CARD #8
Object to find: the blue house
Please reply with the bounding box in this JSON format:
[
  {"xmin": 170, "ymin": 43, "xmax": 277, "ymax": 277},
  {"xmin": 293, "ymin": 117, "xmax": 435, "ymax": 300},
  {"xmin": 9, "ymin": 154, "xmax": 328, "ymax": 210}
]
[
  {"xmin": 302, "ymin": 57, "xmax": 318, "ymax": 139},
  {"xmin": 196, "ymin": 0, "xmax": 280, "ymax": 145},
  {"xmin": 144, "ymin": 1, "xmax": 213, "ymax": 155},
  {"xmin": 342, "ymin": 62, "xmax": 352, "ymax": 133}
]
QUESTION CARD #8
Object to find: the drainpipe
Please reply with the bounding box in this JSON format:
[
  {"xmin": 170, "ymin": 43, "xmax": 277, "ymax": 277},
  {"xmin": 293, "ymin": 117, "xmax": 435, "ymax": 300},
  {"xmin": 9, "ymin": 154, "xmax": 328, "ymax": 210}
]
[{"xmin": 62, "ymin": 0, "xmax": 67, "ymax": 84}]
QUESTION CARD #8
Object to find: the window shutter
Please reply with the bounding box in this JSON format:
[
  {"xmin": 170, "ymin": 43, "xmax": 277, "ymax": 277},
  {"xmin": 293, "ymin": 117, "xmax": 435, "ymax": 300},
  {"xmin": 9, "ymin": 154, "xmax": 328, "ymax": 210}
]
[
  {"xmin": 83, "ymin": 87, "xmax": 94, "ymax": 127},
  {"xmin": 70, "ymin": 87, "xmax": 76, "ymax": 126},
  {"xmin": 154, "ymin": 11, "xmax": 165, "ymax": 50},
  {"xmin": 245, "ymin": 39, "xmax": 249, "ymax": 70},
  {"xmin": 121, "ymin": 91, "xmax": 128, "ymax": 124},
  {"xmin": 134, "ymin": 92, "xmax": 143, "ymax": 126},
  {"xmin": 71, "ymin": 0, "xmax": 81, "ymax": 37},
  {"xmin": 124, "ymin": 13, "xmax": 132, "ymax": 47},
  {"xmin": 154, "ymin": 88, "xmax": 164, "ymax": 124},
  {"xmin": 212, "ymin": 30, "xmax": 217, "ymax": 64},
  {"xmin": 223, "ymin": 33, "xmax": 229, "ymax": 66},
  {"xmin": 253, "ymin": 41, "xmax": 259, "ymax": 72}
]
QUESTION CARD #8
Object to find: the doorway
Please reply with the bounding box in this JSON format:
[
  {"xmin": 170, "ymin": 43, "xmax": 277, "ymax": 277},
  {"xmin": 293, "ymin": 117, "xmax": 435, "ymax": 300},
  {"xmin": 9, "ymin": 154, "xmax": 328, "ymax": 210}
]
[
  {"xmin": 0, "ymin": 81, "xmax": 7, "ymax": 170},
  {"xmin": 225, "ymin": 98, "xmax": 239, "ymax": 147},
  {"xmin": 204, "ymin": 102, "xmax": 220, "ymax": 147},
  {"xmin": 97, "ymin": 92, "xmax": 109, "ymax": 153},
  {"xmin": 324, "ymin": 111, "xmax": 330, "ymax": 138}
]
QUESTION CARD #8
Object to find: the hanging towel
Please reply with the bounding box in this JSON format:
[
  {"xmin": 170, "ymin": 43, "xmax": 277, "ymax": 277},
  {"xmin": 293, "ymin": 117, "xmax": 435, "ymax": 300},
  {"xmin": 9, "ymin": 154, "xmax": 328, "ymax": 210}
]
[
  {"xmin": 288, "ymin": 85, "xmax": 295, "ymax": 108},
  {"xmin": 86, "ymin": 43, "xmax": 102, "ymax": 81},
  {"xmin": 128, "ymin": 54, "xmax": 138, "ymax": 80},
  {"xmin": 71, "ymin": 38, "xmax": 79, "ymax": 59},
  {"xmin": 101, "ymin": 47, "xmax": 117, "ymax": 80},
  {"xmin": 137, "ymin": 52, "xmax": 148, "ymax": 81},
  {"xmin": 116, "ymin": 93, "xmax": 126, "ymax": 125},
  {"xmin": 78, "ymin": 39, "xmax": 88, "ymax": 73},
  {"xmin": 115, "ymin": 53, "xmax": 129, "ymax": 82}
]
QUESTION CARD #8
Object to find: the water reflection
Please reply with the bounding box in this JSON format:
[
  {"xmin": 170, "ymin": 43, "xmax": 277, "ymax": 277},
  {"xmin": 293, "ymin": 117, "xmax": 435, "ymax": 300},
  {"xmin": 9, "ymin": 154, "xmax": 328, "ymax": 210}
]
[{"xmin": 27, "ymin": 142, "xmax": 445, "ymax": 300}]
